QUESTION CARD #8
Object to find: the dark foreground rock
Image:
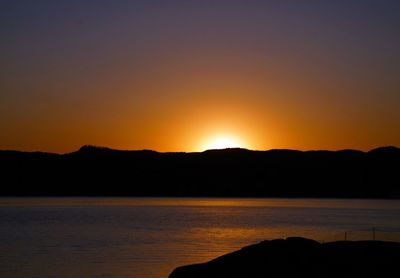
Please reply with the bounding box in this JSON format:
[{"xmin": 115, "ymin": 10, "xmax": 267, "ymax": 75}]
[{"xmin": 169, "ymin": 237, "xmax": 400, "ymax": 278}]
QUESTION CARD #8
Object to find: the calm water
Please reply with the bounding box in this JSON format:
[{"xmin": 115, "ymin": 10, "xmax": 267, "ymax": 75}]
[{"xmin": 1, "ymin": 198, "xmax": 399, "ymax": 277}]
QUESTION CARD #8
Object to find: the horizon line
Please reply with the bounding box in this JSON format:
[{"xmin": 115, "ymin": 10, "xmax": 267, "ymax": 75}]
[{"xmin": 1, "ymin": 144, "xmax": 398, "ymax": 155}]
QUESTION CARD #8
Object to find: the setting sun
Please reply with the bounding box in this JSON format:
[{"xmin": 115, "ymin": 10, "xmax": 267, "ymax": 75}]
[
  {"xmin": 202, "ymin": 135, "xmax": 245, "ymax": 150},
  {"xmin": 1, "ymin": 1, "xmax": 400, "ymax": 278}
]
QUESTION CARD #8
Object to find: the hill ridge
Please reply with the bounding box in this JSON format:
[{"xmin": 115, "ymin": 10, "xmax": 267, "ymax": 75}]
[{"xmin": 1, "ymin": 145, "xmax": 399, "ymax": 198}]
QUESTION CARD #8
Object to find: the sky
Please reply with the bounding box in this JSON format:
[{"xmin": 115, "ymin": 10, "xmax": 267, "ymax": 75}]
[{"xmin": 1, "ymin": 0, "xmax": 399, "ymax": 153}]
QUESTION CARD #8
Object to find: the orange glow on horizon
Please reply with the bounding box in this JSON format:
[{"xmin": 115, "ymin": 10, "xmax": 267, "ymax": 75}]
[{"xmin": 200, "ymin": 134, "xmax": 247, "ymax": 150}]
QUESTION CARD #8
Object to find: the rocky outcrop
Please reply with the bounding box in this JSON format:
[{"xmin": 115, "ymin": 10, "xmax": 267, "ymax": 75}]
[{"xmin": 169, "ymin": 237, "xmax": 400, "ymax": 278}]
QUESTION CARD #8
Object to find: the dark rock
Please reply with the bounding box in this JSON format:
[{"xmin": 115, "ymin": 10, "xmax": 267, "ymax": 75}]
[{"xmin": 169, "ymin": 237, "xmax": 400, "ymax": 278}]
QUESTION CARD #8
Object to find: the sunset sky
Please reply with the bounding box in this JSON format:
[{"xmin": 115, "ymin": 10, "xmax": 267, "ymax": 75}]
[{"xmin": 1, "ymin": 0, "xmax": 399, "ymax": 153}]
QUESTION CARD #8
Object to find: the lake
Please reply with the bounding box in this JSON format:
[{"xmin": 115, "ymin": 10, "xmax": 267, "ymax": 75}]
[{"xmin": 0, "ymin": 198, "xmax": 399, "ymax": 277}]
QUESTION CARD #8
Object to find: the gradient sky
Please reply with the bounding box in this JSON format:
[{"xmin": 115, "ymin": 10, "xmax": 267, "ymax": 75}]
[{"xmin": 1, "ymin": 0, "xmax": 399, "ymax": 153}]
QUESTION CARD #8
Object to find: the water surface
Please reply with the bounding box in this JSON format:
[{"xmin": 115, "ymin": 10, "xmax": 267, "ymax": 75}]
[{"xmin": 0, "ymin": 198, "xmax": 399, "ymax": 277}]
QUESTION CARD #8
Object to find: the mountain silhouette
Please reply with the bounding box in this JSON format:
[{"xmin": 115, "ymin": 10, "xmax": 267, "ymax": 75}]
[{"xmin": 0, "ymin": 145, "xmax": 399, "ymax": 198}]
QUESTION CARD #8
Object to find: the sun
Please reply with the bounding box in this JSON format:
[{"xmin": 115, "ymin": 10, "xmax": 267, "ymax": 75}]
[{"xmin": 202, "ymin": 135, "xmax": 245, "ymax": 150}]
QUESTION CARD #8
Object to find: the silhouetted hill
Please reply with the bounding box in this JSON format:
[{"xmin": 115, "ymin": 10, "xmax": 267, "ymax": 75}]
[
  {"xmin": 0, "ymin": 146, "xmax": 399, "ymax": 198},
  {"xmin": 169, "ymin": 237, "xmax": 400, "ymax": 278}
]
